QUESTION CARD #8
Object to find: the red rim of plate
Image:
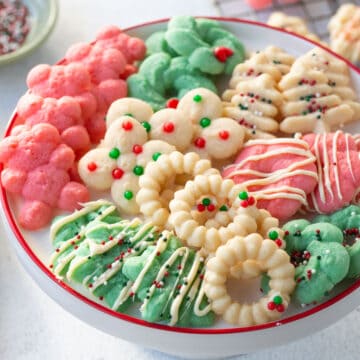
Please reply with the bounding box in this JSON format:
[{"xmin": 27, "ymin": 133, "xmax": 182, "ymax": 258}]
[{"xmin": 1, "ymin": 17, "xmax": 360, "ymax": 335}]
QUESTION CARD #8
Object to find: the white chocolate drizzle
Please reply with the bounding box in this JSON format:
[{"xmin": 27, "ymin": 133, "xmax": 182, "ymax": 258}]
[
  {"xmin": 308, "ymin": 131, "xmax": 356, "ymax": 212},
  {"xmin": 224, "ymin": 138, "xmax": 317, "ymax": 205}
]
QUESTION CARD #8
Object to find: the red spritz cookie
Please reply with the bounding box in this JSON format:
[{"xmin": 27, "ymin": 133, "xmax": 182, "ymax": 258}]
[
  {"xmin": 222, "ymin": 137, "xmax": 318, "ymax": 220},
  {"xmin": 303, "ymin": 131, "xmax": 360, "ymax": 213}
]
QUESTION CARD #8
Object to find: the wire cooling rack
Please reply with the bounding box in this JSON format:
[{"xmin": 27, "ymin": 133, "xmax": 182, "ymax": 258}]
[{"xmin": 214, "ymin": 0, "xmax": 360, "ymax": 41}]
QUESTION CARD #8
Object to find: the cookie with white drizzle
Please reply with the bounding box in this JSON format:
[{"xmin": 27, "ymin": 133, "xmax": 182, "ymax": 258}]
[
  {"xmin": 122, "ymin": 230, "xmax": 215, "ymax": 327},
  {"xmin": 303, "ymin": 131, "xmax": 360, "ymax": 214},
  {"xmin": 222, "ymin": 136, "xmax": 318, "ymax": 221},
  {"xmin": 50, "ymin": 199, "xmax": 121, "ymax": 276},
  {"xmin": 66, "ymin": 218, "xmax": 158, "ymax": 312}
]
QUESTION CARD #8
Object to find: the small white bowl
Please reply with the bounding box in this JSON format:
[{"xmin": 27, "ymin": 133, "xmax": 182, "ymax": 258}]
[
  {"xmin": 0, "ymin": 0, "xmax": 58, "ymax": 66},
  {"xmin": 1, "ymin": 17, "xmax": 360, "ymax": 359}
]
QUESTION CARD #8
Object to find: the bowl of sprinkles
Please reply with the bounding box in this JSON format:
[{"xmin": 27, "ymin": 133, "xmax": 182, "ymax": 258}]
[{"xmin": 0, "ymin": 0, "xmax": 58, "ymax": 65}]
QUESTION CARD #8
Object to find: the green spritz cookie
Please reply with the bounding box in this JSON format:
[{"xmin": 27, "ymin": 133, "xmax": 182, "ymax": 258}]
[
  {"xmin": 66, "ymin": 219, "xmax": 158, "ymax": 312},
  {"xmin": 50, "ymin": 200, "xmax": 121, "ymax": 277},
  {"xmin": 281, "ymin": 219, "xmax": 350, "ymax": 304},
  {"xmin": 122, "ymin": 231, "xmax": 214, "ymax": 327},
  {"xmin": 313, "ymin": 205, "xmax": 360, "ymax": 278},
  {"xmin": 128, "ymin": 15, "xmax": 245, "ymax": 111}
]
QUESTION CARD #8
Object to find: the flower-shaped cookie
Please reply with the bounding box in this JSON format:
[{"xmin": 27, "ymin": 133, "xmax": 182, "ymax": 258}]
[
  {"xmin": 127, "ymin": 52, "xmax": 218, "ymax": 111},
  {"xmin": 128, "ymin": 16, "xmax": 245, "ymax": 111},
  {"xmin": 95, "ymin": 25, "xmax": 147, "ymax": 65},
  {"xmin": 16, "ymin": 93, "xmax": 91, "ymax": 158},
  {"xmin": 0, "ymin": 123, "xmax": 89, "ymax": 230},
  {"xmin": 107, "ymin": 88, "xmax": 245, "ymax": 162},
  {"xmin": 147, "ymin": 16, "xmax": 245, "ymax": 75},
  {"xmin": 78, "ymin": 110, "xmax": 176, "ymax": 215}
]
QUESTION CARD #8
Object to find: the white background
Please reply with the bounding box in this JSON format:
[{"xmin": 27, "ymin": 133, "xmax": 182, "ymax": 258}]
[{"xmin": 1, "ymin": 1, "xmax": 360, "ymax": 359}]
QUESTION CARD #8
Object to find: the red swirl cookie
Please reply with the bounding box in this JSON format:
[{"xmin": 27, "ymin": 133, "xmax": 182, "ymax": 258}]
[
  {"xmin": 222, "ymin": 137, "xmax": 318, "ymax": 220},
  {"xmin": 303, "ymin": 131, "xmax": 360, "ymax": 213}
]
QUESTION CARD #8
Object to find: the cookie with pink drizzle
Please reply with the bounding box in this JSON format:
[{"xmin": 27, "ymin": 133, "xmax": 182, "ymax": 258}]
[
  {"xmin": 303, "ymin": 131, "xmax": 360, "ymax": 214},
  {"xmin": 222, "ymin": 137, "xmax": 318, "ymax": 220}
]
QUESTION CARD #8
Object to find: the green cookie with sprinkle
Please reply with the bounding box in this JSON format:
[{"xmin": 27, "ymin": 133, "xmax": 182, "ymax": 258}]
[
  {"xmin": 50, "ymin": 200, "xmax": 121, "ymax": 276},
  {"xmin": 281, "ymin": 219, "xmax": 350, "ymax": 304},
  {"xmin": 65, "ymin": 218, "xmax": 158, "ymax": 312},
  {"xmin": 122, "ymin": 230, "xmax": 214, "ymax": 327},
  {"xmin": 314, "ymin": 205, "xmax": 360, "ymax": 278}
]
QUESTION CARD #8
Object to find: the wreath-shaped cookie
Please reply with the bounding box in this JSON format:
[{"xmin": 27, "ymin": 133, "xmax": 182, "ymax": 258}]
[
  {"xmin": 169, "ymin": 174, "xmax": 283, "ymax": 254},
  {"xmin": 128, "ymin": 16, "xmax": 245, "ymax": 111},
  {"xmin": 204, "ymin": 233, "xmax": 295, "ymax": 326}
]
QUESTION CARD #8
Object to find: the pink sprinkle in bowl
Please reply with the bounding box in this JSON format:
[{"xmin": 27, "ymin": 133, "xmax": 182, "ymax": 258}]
[{"xmin": 0, "ymin": 0, "xmax": 58, "ymax": 66}]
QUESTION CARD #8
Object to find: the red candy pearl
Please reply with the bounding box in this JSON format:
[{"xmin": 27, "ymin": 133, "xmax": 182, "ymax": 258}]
[
  {"xmin": 122, "ymin": 121, "xmax": 133, "ymax": 131},
  {"xmin": 197, "ymin": 204, "xmax": 206, "ymax": 212},
  {"xmin": 276, "ymin": 304, "xmax": 285, "ymax": 313},
  {"xmin": 240, "ymin": 200, "xmax": 249, "ymax": 208},
  {"xmin": 133, "ymin": 144, "xmax": 143, "ymax": 154},
  {"xmin": 87, "ymin": 162, "xmax": 97, "ymax": 171},
  {"xmin": 247, "ymin": 196, "xmax": 255, "ymax": 205},
  {"xmin": 267, "ymin": 301, "xmax": 276, "ymax": 311},
  {"xmin": 163, "ymin": 122, "xmax": 175, "ymax": 133},
  {"xmin": 275, "ymin": 239, "xmax": 283, "ymax": 247},
  {"xmin": 194, "ymin": 137, "xmax": 206, "ymax": 148},
  {"xmin": 166, "ymin": 98, "xmax": 179, "ymax": 108},
  {"xmin": 112, "ymin": 168, "xmax": 124, "ymax": 179},
  {"xmin": 218, "ymin": 130, "xmax": 229, "ymax": 140},
  {"xmin": 207, "ymin": 203, "xmax": 216, "ymax": 212},
  {"xmin": 214, "ymin": 46, "xmax": 234, "ymax": 62}
]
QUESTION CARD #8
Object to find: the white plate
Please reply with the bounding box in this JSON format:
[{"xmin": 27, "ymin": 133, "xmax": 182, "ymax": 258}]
[{"xmin": 1, "ymin": 18, "xmax": 360, "ymax": 360}]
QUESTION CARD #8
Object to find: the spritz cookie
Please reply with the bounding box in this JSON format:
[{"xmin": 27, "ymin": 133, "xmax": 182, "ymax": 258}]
[
  {"xmin": 169, "ymin": 173, "xmax": 283, "ymax": 254},
  {"xmin": 223, "ymin": 74, "xmax": 283, "ymax": 135},
  {"xmin": 203, "ymin": 233, "xmax": 295, "ymax": 326},
  {"xmin": 328, "ymin": 3, "xmax": 360, "ymax": 63},
  {"xmin": 136, "ymin": 151, "xmax": 219, "ymax": 228},
  {"xmin": 279, "ymin": 69, "xmax": 354, "ymax": 133},
  {"xmin": 267, "ymin": 12, "xmax": 323, "ymax": 44}
]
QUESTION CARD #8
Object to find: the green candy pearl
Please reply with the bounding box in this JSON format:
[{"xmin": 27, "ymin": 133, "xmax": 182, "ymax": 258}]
[
  {"xmin": 199, "ymin": 117, "xmax": 211, "ymax": 128},
  {"xmin": 152, "ymin": 152, "xmax": 162, "ymax": 161},
  {"xmin": 202, "ymin": 198, "xmax": 211, "ymax": 206},
  {"xmin": 124, "ymin": 113, "xmax": 133, "ymax": 117},
  {"xmin": 219, "ymin": 205, "xmax": 228, "ymax": 211},
  {"xmin": 123, "ymin": 190, "xmax": 134, "ymax": 200},
  {"xmin": 238, "ymin": 191, "xmax": 248, "ymax": 200},
  {"xmin": 273, "ymin": 295, "xmax": 282, "ymax": 305},
  {"xmin": 193, "ymin": 94, "xmax": 202, "ymax": 102},
  {"xmin": 133, "ymin": 165, "xmax": 144, "ymax": 176},
  {"xmin": 268, "ymin": 230, "xmax": 279, "ymax": 240},
  {"xmin": 109, "ymin": 147, "xmax": 120, "ymax": 159},
  {"xmin": 142, "ymin": 121, "xmax": 151, "ymax": 132}
]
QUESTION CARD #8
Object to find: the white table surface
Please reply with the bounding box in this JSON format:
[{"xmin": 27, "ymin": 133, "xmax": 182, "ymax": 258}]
[{"xmin": 1, "ymin": 1, "xmax": 360, "ymax": 359}]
